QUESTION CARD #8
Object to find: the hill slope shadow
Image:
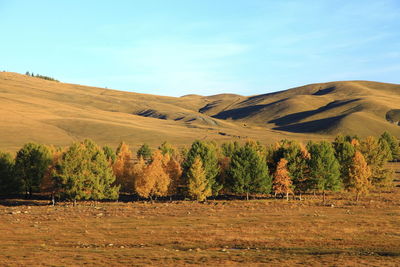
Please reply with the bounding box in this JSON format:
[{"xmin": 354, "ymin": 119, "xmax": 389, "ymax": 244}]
[
  {"xmin": 273, "ymin": 115, "xmax": 347, "ymax": 133},
  {"xmin": 213, "ymin": 98, "xmax": 288, "ymax": 120},
  {"xmin": 312, "ymin": 86, "xmax": 336, "ymax": 95},
  {"xmin": 269, "ymin": 98, "xmax": 360, "ymax": 126}
]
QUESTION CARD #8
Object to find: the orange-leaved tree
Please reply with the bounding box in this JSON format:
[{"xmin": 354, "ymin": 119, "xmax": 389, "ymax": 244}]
[
  {"xmin": 132, "ymin": 156, "xmax": 146, "ymax": 194},
  {"xmin": 273, "ymin": 158, "xmax": 293, "ymax": 200},
  {"xmin": 134, "ymin": 150, "xmax": 170, "ymax": 201},
  {"xmin": 348, "ymin": 151, "xmax": 371, "ymax": 201},
  {"xmin": 113, "ymin": 142, "xmax": 134, "ymax": 193},
  {"xmin": 164, "ymin": 153, "xmax": 183, "ymax": 197}
]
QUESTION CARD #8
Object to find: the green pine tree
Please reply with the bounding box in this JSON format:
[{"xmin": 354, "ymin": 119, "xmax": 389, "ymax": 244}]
[
  {"xmin": 307, "ymin": 141, "xmax": 342, "ymax": 203},
  {"xmin": 158, "ymin": 141, "xmax": 176, "ymax": 156},
  {"xmin": 227, "ymin": 143, "xmax": 272, "ymax": 200},
  {"xmin": 0, "ymin": 151, "xmax": 21, "ymax": 194},
  {"xmin": 103, "ymin": 145, "xmax": 116, "ymax": 164},
  {"xmin": 272, "ymin": 140, "xmax": 311, "ymax": 196},
  {"xmin": 53, "ymin": 139, "xmax": 119, "ymax": 202},
  {"xmin": 221, "ymin": 141, "xmax": 240, "ymax": 158},
  {"xmin": 380, "ymin": 131, "xmax": 400, "ymax": 161},
  {"xmin": 15, "ymin": 143, "xmax": 51, "ymax": 196},
  {"xmin": 137, "ymin": 143, "xmax": 152, "ymax": 161},
  {"xmin": 183, "ymin": 140, "xmax": 221, "ymax": 195},
  {"xmin": 333, "ymin": 136, "xmax": 356, "ymax": 188}
]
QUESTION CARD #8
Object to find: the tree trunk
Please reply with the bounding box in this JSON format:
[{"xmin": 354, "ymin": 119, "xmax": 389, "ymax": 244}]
[
  {"xmin": 356, "ymin": 192, "xmax": 360, "ymax": 202},
  {"xmin": 51, "ymin": 194, "xmax": 55, "ymax": 206},
  {"xmin": 28, "ymin": 185, "xmax": 33, "ymax": 198},
  {"xmin": 322, "ymin": 190, "xmax": 326, "ymax": 204},
  {"xmin": 246, "ymin": 191, "xmax": 249, "ymax": 201},
  {"xmin": 286, "ymin": 192, "xmax": 289, "ymax": 201},
  {"xmin": 299, "ymin": 193, "xmax": 302, "ymax": 201},
  {"xmin": 73, "ymin": 199, "xmax": 77, "ymax": 206}
]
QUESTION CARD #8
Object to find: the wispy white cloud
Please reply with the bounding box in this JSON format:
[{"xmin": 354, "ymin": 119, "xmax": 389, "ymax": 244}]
[
  {"xmin": 6, "ymin": 0, "xmax": 398, "ymax": 96},
  {"xmin": 79, "ymin": 40, "xmax": 251, "ymax": 95}
]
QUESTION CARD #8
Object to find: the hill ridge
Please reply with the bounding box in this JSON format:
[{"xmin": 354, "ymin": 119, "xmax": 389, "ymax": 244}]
[{"xmin": 0, "ymin": 72, "xmax": 399, "ymax": 151}]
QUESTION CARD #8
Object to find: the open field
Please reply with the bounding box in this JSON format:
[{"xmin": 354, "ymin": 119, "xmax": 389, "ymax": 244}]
[{"xmin": 1, "ymin": 183, "xmax": 399, "ymax": 266}]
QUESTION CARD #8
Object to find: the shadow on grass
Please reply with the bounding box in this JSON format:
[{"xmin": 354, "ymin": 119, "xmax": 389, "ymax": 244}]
[
  {"xmin": 231, "ymin": 246, "xmax": 400, "ymax": 257},
  {"xmin": 171, "ymin": 243, "xmax": 400, "ymax": 258},
  {"xmin": 0, "ymin": 192, "xmax": 359, "ymax": 206},
  {"xmin": 0, "ymin": 199, "xmax": 49, "ymax": 207}
]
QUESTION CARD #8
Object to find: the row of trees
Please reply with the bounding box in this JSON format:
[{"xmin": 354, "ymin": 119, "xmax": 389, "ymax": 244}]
[
  {"xmin": 0, "ymin": 131, "xmax": 399, "ymax": 203},
  {"xmin": 25, "ymin": 71, "xmax": 59, "ymax": 82}
]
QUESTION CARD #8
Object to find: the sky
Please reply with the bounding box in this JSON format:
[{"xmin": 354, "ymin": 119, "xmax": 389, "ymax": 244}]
[{"xmin": 1, "ymin": 0, "xmax": 399, "ymax": 96}]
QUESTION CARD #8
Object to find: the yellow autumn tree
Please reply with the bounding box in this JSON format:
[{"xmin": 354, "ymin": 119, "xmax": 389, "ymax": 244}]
[
  {"xmin": 359, "ymin": 136, "xmax": 392, "ymax": 188},
  {"xmin": 187, "ymin": 156, "xmax": 211, "ymax": 201},
  {"xmin": 299, "ymin": 142, "xmax": 311, "ymax": 160},
  {"xmin": 348, "ymin": 151, "xmax": 372, "ymax": 201},
  {"xmin": 164, "ymin": 154, "xmax": 183, "ymax": 197},
  {"xmin": 134, "ymin": 150, "xmax": 170, "ymax": 200},
  {"xmin": 351, "ymin": 138, "xmax": 360, "ymax": 148},
  {"xmin": 113, "ymin": 142, "xmax": 134, "ymax": 193},
  {"xmin": 132, "ymin": 156, "xmax": 146, "ymax": 193},
  {"xmin": 149, "ymin": 150, "xmax": 171, "ymax": 198},
  {"xmin": 273, "ymin": 158, "xmax": 293, "ymax": 200}
]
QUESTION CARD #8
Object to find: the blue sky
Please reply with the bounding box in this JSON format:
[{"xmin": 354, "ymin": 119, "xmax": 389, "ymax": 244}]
[{"xmin": 1, "ymin": 0, "xmax": 399, "ymax": 96}]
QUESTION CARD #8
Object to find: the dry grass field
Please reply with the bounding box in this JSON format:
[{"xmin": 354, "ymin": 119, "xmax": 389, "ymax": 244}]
[{"xmin": 1, "ymin": 164, "xmax": 399, "ymax": 266}]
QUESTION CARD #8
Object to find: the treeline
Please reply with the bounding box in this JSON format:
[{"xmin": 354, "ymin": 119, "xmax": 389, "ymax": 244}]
[
  {"xmin": 25, "ymin": 71, "xmax": 59, "ymax": 82},
  {"xmin": 0, "ymin": 132, "xmax": 399, "ymax": 203}
]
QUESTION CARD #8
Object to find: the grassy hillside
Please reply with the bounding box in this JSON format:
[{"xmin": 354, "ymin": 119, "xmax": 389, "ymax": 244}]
[
  {"xmin": 0, "ymin": 72, "xmax": 399, "ymax": 152},
  {"xmin": 205, "ymin": 81, "xmax": 400, "ymax": 136}
]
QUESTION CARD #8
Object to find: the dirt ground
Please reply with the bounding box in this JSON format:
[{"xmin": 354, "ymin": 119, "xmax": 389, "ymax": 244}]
[
  {"xmin": 0, "ymin": 184, "xmax": 399, "ymax": 267},
  {"xmin": 0, "ymin": 163, "xmax": 398, "ymax": 266}
]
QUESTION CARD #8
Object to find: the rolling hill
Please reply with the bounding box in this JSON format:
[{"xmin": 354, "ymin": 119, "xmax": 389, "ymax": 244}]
[
  {"xmin": 203, "ymin": 81, "xmax": 400, "ymax": 135},
  {"xmin": 0, "ymin": 72, "xmax": 399, "ymax": 152}
]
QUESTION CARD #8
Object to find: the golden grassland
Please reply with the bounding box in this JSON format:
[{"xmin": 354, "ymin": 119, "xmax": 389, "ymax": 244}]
[
  {"xmin": 1, "ymin": 72, "xmax": 399, "ymax": 152},
  {"xmin": 0, "ymin": 164, "xmax": 399, "ymax": 266}
]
